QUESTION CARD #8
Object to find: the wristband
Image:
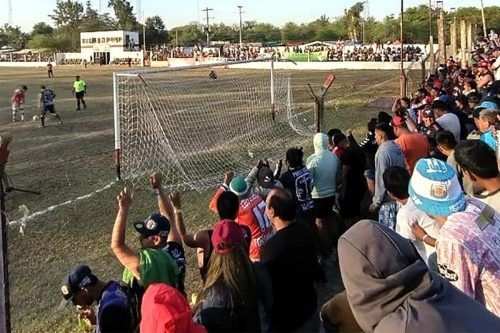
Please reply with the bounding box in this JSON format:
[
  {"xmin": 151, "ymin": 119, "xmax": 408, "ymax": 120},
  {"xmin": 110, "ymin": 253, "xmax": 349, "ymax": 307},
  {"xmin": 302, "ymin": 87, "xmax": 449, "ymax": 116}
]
[
  {"xmin": 155, "ymin": 188, "xmax": 164, "ymax": 196},
  {"xmin": 174, "ymin": 208, "xmax": 183, "ymax": 214},
  {"xmin": 221, "ymin": 183, "xmax": 229, "ymax": 191},
  {"xmin": 422, "ymin": 234, "xmax": 429, "ymax": 242}
]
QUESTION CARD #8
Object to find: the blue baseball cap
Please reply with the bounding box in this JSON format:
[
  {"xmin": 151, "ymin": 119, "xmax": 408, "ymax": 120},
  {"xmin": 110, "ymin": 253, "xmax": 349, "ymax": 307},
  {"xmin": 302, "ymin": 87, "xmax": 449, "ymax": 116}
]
[
  {"xmin": 60, "ymin": 265, "xmax": 97, "ymax": 308},
  {"xmin": 134, "ymin": 213, "xmax": 170, "ymax": 238},
  {"xmin": 409, "ymin": 158, "xmax": 466, "ymax": 217}
]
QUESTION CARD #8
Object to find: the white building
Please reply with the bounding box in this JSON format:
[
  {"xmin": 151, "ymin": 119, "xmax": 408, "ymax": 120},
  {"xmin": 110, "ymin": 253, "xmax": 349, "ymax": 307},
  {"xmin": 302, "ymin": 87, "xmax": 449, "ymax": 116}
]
[{"xmin": 57, "ymin": 30, "xmax": 144, "ymax": 65}]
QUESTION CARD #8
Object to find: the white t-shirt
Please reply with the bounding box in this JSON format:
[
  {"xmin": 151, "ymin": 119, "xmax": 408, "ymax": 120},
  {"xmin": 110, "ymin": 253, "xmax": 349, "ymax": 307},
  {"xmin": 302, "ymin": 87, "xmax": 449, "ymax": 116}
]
[
  {"xmin": 436, "ymin": 112, "xmax": 461, "ymax": 142},
  {"xmin": 474, "ymin": 189, "xmax": 500, "ymax": 212},
  {"xmin": 396, "ymin": 200, "xmax": 441, "ymax": 265},
  {"xmin": 493, "ymin": 55, "xmax": 500, "ymax": 80}
]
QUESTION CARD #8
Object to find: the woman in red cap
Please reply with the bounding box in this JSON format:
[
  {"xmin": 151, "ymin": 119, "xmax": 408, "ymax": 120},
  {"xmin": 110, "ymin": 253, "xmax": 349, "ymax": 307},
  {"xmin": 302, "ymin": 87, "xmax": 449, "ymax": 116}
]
[{"xmin": 193, "ymin": 219, "xmax": 263, "ymax": 333}]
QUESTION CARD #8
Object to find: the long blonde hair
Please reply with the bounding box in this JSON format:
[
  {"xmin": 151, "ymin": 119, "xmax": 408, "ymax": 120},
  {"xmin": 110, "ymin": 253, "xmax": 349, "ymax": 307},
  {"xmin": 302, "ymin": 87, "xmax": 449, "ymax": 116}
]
[{"xmin": 194, "ymin": 245, "xmax": 258, "ymax": 312}]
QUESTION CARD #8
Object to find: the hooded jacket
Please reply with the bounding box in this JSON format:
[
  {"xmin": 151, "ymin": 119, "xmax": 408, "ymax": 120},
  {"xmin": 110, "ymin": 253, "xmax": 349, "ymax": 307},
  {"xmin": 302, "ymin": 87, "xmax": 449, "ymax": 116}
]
[
  {"xmin": 306, "ymin": 133, "xmax": 341, "ymax": 199},
  {"xmin": 338, "ymin": 220, "xmax": 500, "ymax": 333}
]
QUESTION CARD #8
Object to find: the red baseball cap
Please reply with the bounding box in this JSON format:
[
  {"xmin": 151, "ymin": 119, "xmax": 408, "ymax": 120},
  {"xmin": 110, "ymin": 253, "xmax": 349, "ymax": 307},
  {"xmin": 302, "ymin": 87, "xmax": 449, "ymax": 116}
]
[
  {"xmin": 211, "ymin": 219, "xmax": 246, "ymax": 254},
  {"xmin": 392, "ymin": 115, "xmax": 406, "ymax": 127},
  {"xmin": 140, "ymin": 283, "xmax": 207, "ymax": 333}
]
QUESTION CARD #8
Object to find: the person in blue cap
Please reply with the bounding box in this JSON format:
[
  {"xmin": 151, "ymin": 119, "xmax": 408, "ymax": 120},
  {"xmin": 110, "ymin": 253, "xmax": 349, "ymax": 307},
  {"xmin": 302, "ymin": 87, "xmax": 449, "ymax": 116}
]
[{"xmin": 60, "ymin": 265, "xmax": 135, "ymax": 333}]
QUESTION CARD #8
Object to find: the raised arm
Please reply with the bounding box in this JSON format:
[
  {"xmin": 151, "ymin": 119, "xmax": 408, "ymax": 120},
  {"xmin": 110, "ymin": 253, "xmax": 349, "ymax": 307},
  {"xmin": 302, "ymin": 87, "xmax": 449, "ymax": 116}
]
[
  {"xmin": 111, "ymin": 187, "xmax": 140, "ymax": 279},
  {"xmin": 150, "ymin": 172, "xmax": 181, "ymax": 244}
]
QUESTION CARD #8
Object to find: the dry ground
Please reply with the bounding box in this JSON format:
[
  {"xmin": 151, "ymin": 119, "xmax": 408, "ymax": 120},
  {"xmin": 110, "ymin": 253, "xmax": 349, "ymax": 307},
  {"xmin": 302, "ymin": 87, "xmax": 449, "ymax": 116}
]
[{"xmin": 0, "ymin": 65, "xmax": 401, "ymax": 332}]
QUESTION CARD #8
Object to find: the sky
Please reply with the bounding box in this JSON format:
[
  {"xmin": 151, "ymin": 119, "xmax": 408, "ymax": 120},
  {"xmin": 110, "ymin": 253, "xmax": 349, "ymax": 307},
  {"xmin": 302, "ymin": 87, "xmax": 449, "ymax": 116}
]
[{"xmin": 0, "ymin": 0, "xmax": 496, "ymax": 32}]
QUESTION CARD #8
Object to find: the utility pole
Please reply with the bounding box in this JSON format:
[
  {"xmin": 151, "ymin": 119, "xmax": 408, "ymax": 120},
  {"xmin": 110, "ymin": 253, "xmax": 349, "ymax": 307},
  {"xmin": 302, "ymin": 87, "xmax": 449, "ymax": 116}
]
[
  {"xmin": 0, "ymin": 167, "xmax": 11, "ymax": 333},
  {"xmin": 202, "ymin": 7, "xmax": 214, "ymax": 47},
  {"xmin": 480, "ymin": 0, "xmax": 487, "ymax": 38},
  {"xmin": 7, "ymin": 0, "xmax": 13, "ymax": 26},
  {"xmin": 400, "ymin": 0, "xmax": 406, "ymax": 98},
  {"xmin": 428, "ymin": 0, "xmax": 435, "ymax": 74},
  {"xmin": 237, "ymin": 5, "xmax": 244, "ymax": 47}
]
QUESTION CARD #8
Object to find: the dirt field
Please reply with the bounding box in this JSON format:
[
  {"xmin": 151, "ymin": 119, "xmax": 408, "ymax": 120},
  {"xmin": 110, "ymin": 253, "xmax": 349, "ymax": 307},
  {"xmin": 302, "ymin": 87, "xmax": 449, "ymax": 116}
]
[{"xmin": 0, "ymin": 65, "xmax": 401, "ymax": 332}]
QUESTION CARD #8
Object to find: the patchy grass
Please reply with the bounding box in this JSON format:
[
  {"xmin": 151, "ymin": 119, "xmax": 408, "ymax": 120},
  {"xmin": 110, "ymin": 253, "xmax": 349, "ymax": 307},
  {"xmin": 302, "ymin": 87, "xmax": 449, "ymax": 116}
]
[{"xmin": 0, "ymin": 65, "xmax": 401, "ymax": 332}]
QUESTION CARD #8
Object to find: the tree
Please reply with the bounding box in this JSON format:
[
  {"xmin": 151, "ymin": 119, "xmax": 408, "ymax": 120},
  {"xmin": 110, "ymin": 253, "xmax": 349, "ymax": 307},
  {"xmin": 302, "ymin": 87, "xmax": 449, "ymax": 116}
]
[
  {"xmin": 282, "ymin": 22, "xmax": 305, "ymax": 42},
  {"xmin": 169, "ymin": 24, "xmax": 204, "ymax": 46},
  {"xmin": 81, "ymin": 0, "xmax": 116, "ymax": 31},
  {"xmin": 31, "ymin": 22, "xmax": 54, "ymax": 36},
  {"xmin": 145, "ymin": 16, "xmax": 170, "ymax": 46},
  {"xmin": 245, "ymin": 23, "xmax": 281, "ymax": 44},
  {"xmin": 27, "ymin": 33, "xmax": 73, "ymax": 52},
  {"xmin": 108, "ymin": 0, "xmax": 138, "ymax": 31},
  {"xmin": 0, "ymin": 24, "xmax": 27, "ymax": 49},
  {"xmin": 344, "ymin": 2, "xmax": 364, "ymax": 41},
  {"xmin": 49, "ymin": 0, "xmax": 84, "ymax": 50}
]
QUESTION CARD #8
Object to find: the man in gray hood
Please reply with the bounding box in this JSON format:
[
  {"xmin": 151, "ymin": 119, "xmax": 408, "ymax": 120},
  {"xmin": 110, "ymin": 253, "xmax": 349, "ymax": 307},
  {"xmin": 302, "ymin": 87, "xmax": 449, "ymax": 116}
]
[{"xmin": 338, "ymin": 220, "xmax": 500, "ymax": 333}]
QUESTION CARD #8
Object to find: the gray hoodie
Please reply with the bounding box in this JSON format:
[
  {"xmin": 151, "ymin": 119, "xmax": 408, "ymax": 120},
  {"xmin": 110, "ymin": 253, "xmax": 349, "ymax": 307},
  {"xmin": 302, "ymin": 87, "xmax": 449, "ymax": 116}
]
[
  {"xmin": 306, "ymin": 133, "xmax": 341, "ymax": 199},
  {"xmin": 372, "ymin": 140, "xmax": 405, "ymax": 206},
  {"xmin": 338, "ymin": 220, "xmax": 500, "ymax": 333}
]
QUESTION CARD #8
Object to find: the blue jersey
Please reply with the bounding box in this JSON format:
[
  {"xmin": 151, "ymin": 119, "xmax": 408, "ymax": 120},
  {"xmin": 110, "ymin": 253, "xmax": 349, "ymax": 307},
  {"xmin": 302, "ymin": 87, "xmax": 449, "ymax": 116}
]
[
  {"xmin": 41, "ymin": 89, "xmax": 55, "ymax": 106},
  {"xmin": 96, "ymin": 281, "xmax": 134, "ymax": 333}
]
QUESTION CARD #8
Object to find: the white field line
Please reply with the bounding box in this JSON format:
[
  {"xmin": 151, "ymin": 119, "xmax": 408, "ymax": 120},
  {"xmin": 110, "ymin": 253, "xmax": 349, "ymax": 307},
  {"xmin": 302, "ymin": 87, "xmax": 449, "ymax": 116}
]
[{"xmin": 7, "ymin": 181, "xmax": 116, "ymax": 227}]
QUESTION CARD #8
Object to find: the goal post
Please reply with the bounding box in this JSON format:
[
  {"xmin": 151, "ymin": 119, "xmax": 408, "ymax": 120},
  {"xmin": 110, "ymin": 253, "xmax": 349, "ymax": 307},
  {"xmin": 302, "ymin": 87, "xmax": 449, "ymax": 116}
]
[{"xmin": 112, "ymin": 58, "xmax": 311, "ymax": 191}]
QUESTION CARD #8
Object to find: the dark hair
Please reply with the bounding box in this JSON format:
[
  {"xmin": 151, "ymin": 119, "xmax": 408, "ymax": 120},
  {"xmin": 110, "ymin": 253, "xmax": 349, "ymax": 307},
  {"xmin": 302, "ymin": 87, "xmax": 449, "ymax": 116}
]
[
  {"xmin": 455, "ymin": 140, "xmax": 499, "ymax": 179},
  {"xmin": 431, "ymin": 100, "xmax": 450, "ymax": 111},
  {"xmin": 468, "ymin": 92, "xmax": 481, "ymax": 103},
  {"xmin": 285, "ymin": 147, "xmax": 304, "ymax": 168},
  {"xmin": 22, "ymin": 85, "xmax": 28, "ymax": 90},
  {"xmin": 401, "ymin": 97, "xmax": 411, "ymax": 105},
  {"xmin": 377, "ymin": 111, "xmax": 392, "ymax": 124},
  {"xmin": 383, "ymin": 166, "xmax": 410, "ymax": 200},
  {"xmin": 417, "ymin": 88, "xmax": 428, "ymax": 95},
  {"xmin": 327, "ymin": 128, "xmax": 342, "ymax": 140},
  {"xmin": 464, "ymin": 77, "xmax": 477, "ymax": 90},
  {"xmin": 267, "ymin": 188, "xmax": 296, "ymax": 221},
  {"xmin": 41, "ymin": 85, "xmax": 46, "ymax": 89},
  {"xmin": 333, "ymin": 133, "xmax": 347, "ymax": 146},
  {"xmin": 217, "ymin": 191, "xmax": 239, "ymax": 220},
  {"xmin": 436, "ymin": 131, "xmax": 457, "ymax": 150},
  {"xmin": 375, "ymin": 122, "xmax": 396, "ymax": 140},
  {"xmin": 368, "ymin": 118, "xmax": 377, "ymax": 133},
  {"xmin": 455, "ymin": 94, "xmax": 468, "ymax": 107}
]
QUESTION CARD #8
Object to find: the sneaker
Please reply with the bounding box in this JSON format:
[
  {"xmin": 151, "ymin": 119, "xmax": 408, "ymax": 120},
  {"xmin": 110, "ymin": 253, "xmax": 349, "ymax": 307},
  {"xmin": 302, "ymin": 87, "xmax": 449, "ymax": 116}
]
[{"xmin": 75, "ymin": 108, "xmax": 81, "ymax": 111}]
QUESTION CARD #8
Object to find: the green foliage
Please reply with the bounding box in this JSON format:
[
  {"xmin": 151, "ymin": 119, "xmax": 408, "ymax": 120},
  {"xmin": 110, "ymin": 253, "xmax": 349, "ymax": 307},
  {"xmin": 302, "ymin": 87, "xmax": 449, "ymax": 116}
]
[
  {"xmin": 108, "ymin": 0, "xmax": 138, "ymax": 31},
  {"xmin": 170, "ymin": 24, "xmax": 204, "ymax": 46},
  {"xmin": 145, "ymin": 16, "xmax": 170, "ymax": 46},
  {"xmin": 0, "ymin": 24, "xmax": 28, "ymax": 49},
  {"xmin": 31, "ymin": 22, "xmax": 54, "ymax": 36},
  {"xmin": 27, "ymin": 33, "xmax": 73, "ymax": 52}
]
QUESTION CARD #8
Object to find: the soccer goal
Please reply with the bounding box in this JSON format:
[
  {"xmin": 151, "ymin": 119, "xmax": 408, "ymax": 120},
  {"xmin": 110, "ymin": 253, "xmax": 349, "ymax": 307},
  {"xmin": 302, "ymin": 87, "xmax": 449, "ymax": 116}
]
[{"xmin": 113, "ymin": 58, "xmax": 314, "ymax": 191}]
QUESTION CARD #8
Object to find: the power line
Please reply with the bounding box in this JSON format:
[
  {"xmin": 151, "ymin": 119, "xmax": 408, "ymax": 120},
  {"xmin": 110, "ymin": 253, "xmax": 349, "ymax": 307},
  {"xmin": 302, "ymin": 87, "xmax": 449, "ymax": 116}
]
[{"xmin": 202, "ymin": 7, "xmax": 214, "ymax": 46}]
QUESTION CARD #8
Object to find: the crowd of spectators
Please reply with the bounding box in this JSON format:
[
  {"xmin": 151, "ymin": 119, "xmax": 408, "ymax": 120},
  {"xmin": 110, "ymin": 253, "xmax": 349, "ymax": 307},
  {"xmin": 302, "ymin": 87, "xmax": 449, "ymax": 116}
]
[
  {"xmin": 0, "ymin": 52, "xmax": 53, "ymax": 62},
  {"xmin": 59, "ymin": 35, "xmax": 500, "ymax": 333}
]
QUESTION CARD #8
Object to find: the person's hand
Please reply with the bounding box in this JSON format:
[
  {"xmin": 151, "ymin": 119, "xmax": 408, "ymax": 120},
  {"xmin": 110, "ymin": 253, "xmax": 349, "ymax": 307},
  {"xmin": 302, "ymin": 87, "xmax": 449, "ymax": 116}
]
[
  {"xmin": 256, "ymin": 159, "xmax": 270, "ymax": 169},
  {"xmin": 276, "ymin": 159, "xmax": 283, "ymax": 170},
  {"xmin": 170, "ymin": 192, "xmax": 181, "ymax": 209},
  {"xmin": 223, "ymin": 171, "xmax": 235, "ymax": 186},
  {"xmin": 346, "ymin": 129, "xmax": 353, "ymax": 137},
  {"xmin": 411, "ymin": 220, "xmax": 427, "ymax": 241},
  {"xmin": 368, "ymin": 203, "xmax": 378, "ymax": 214},
  {"xmin": 117, "ymin": 187, "xmax": 134, "ymax": 211},
  {"xmin": 77, "ymin": 306, "xmax": 96, "ymax": 326},
  {"xmin": 150, "ymin": 172, "xmax": 162, "ymax": 189}
]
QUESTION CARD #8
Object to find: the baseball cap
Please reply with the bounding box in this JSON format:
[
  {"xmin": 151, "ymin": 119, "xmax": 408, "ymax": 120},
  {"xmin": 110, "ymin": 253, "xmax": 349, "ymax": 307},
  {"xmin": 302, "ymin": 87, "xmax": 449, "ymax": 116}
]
[
  {"xmin": 211, "ymin": 219, "xmax": 246, "ymax": 254},
  {"xmin": 257, "ymin": 167, "xmax": 276, "ymax": 189},
  {"xmin": 60, "ymin": 265, "xmax": 97, "ymax": 308},
  {"xmin": 133, "ymin": 213, "xmax": 170, "ymax": 238},
  {"xmin": 473, "ymin": 101, "xmax": 500, "ymax": 118},
  {"xmin": 422, "ymin": 109, "xmax": 434, "ymax": 118},
  {"xmin": 229, "ymin": 176, "xmax": 249, "ymax": 199},
  {"xmin": 409, "ymin": 158, "xmax": 466, "ymax": 217},
  {"xmin": 391, "ymin": 115, "xmax": 405, "ymax": 127}
]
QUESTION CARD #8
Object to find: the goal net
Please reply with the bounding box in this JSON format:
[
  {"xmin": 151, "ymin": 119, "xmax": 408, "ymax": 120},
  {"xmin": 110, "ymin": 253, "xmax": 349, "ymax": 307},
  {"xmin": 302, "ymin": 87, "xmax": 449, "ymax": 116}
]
[{"xmin": 114, "ymin": 59, "xmax": 314, "ymax": 191}]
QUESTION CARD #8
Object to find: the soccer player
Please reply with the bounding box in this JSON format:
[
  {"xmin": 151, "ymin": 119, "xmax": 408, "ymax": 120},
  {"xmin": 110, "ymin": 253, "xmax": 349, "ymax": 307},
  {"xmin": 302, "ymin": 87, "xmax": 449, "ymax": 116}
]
[
  {"xmin": 72, "ymin": 76, "xmax": 87, "ymax": 111},
  {"xmin": 10, "ymin": 85, "xmax": 28, "ymax": 122},
  {"xmin": 47, "ymin": 62, "xmax": 54, "ymax": 78},
  {"xmin": 38, "ymin": 86, "xmax": 62, "ymax": 128}
]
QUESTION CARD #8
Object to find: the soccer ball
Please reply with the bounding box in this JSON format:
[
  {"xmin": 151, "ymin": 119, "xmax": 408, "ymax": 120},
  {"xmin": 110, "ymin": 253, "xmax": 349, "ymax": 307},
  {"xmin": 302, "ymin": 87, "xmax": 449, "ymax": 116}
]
[{"xmin": 33, "ymin": 115, "xmax": 39, "ymax": 121}]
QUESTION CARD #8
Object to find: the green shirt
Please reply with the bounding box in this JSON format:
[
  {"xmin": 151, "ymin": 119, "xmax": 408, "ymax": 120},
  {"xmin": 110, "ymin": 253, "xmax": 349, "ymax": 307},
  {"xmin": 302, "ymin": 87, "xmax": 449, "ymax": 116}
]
[
  {"xmin": 73, "ymin": 80, "xmax": 86, "ymax": 93},
  {"xmin": 122, "ymin": 248, "xmax": 179, "ymax": 289}
]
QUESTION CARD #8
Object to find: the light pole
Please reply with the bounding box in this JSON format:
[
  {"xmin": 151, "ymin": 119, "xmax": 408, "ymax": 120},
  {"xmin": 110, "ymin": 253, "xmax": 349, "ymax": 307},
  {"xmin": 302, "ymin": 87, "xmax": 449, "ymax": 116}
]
[
  {"xmin": 428, "ymin": 0, "xmax": 435, "ymax": 73},
  {"xmin": 238, "ymin": 5, "xmax": 244, "ymax": 48},
  {"xmin": 480, "ymin": 0, "xmax": 487, "ymax": 38},
  {"xmin": 400, "ymin": 0, "xmax": 406, "ymax": 98}
]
